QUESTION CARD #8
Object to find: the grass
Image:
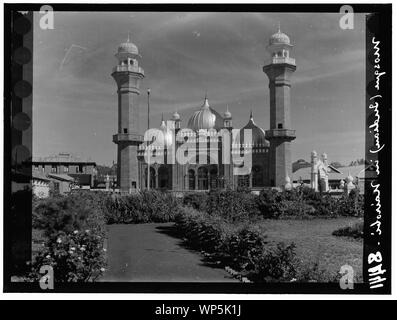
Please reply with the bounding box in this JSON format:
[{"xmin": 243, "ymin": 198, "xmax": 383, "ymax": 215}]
[{"xmin": 256, "ymin": 217, "xmax": 363, "ymax": 282}]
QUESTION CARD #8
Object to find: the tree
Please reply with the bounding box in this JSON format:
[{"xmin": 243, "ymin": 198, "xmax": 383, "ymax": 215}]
[{"xmin": 349, "ymin": 158, "xmax": 368, "ymax": 166}]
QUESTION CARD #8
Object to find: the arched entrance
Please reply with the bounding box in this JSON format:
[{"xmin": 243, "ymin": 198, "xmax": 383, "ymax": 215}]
[
  {"xmin": 188, "ymin": 169, "xmax": 195, "ymax": 190},
  {"xmin": 209, "ymin": 165, "xmax": 218, "ymax": 190},
  {"xmin": 158, "ymin": 165, "xmax": 171, "ymax": 190},
  {"xmin": 145, "ymin": 166, "xmax": 156, "ymax": 189},
  {"xmin": 198, "ymin": 166, "xmax": 208, "ymax": 190},
  {"xmin": 252, "ymin": 165, "xmax": 264, "ymax": 187}
]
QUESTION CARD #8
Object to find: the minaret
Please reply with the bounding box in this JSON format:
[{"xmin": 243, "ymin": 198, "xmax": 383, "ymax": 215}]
[
  {"xmin": 172, "ymin": 110, "xmax": 181, "ymax": 130},
  {"xmin": 112, "ymin": 36, "xmax": 145, "ymax": 192},
  {"xmin": 223, "ymin": 105, "xmax": 232, "ymax": 129},
  {"xmin": 263, "ymin": 25, "xmax": 296, "ymax": 187}
]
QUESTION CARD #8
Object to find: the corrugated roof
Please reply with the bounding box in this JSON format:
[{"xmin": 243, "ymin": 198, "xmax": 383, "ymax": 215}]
[
  {"xmin": 32, "ymin": 171, "xmax": 51, "ymax": 181},
  {"xmin": 68, "ymin": 173, "xmax": 92, "ymax": 185},
  {"xmin": 293, "ymin": 165, "xmax": 367, "ymax": 181},
  {"xmin": 47, "ymin": 173, "xmax": 76, "ymax": 182},
  {"xmin": 32, "ymin": 153, "xmax": 95, "ymax": 164}
]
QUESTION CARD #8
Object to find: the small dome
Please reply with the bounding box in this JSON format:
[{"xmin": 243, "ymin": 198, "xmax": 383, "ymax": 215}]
[
  {"xmin": 172, "ymin": 110, "xmax": 180, "ymax": 121},
  {"xmin": 224, "ymin": 106, "xmax": 232, "ymax": 119},
  {"xmin": 187, "ymin": 98, "xmax": 224, "ymax": 131},
  {"xmin": 151, "ymin": 118, "xmax": 173, "ymax": 148},
  {"xmin": 239, "ymin": 112, "xmax": 269, "ymax": 147},
  {"xmin": 115, "ymin": 36, "xmax": 140, "ymax": 61},
  {"xmin": 118, "ymin": 39, "xmax": 139, "ymax": 56},
  {"xmin": 346, "ymin": 172, "xmax": 354, "ymax": 183},
  {"xmin": 269, "ymin": 29, "xmax": 290, "ymax": 46}
]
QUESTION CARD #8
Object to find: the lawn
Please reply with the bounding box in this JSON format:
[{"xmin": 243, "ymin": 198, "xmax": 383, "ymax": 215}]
[{"xmin": 258, "ymin": 217, "xmax": 363, "ymax": 281}]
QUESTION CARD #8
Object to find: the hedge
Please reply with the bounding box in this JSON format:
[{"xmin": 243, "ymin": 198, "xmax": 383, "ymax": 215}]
[
  {"xmin": 182, "ymin": 187, "xmax": 364, "ymax": 220},
  {"xmin": 175, "ymin": 207, "xmax": 297, "ymax": 282},
  {"xmin": 175, "ymin": 206, "xmax": 342, "ymax": 282},
  {"xmin": 103, "ymin": 190, "xmax": 181, "ymax": 224}
]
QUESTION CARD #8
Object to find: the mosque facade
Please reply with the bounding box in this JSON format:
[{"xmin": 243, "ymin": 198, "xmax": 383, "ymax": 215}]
[{"xmin": 111, "ymin": 28, "xmax": 296, "ymax": 192}]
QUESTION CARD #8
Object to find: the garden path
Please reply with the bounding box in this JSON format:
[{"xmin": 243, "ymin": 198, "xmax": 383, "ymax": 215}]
[{"xmin": 102, "ymin": 223, "xmax": 238, "ymax": 282}]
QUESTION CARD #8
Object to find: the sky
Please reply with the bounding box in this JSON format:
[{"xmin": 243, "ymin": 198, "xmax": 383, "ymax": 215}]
[{"xmin": 33, "ymin": 12, "xmax": 366, "ymax": 166}]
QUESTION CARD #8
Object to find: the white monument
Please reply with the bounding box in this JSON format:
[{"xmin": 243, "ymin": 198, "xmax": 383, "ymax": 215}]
[
  {"xmin": 345, "ymin": 172, "xmax": 355, "ymax": 194},
  {"xmin": 310, "ymin": 150, "xmax": 331, "ymax": 192},
  {"xmin": 284, "ymin": 174, "xmax": 292, "ymax": 191},
  {"xmin": 105, "ymin": 174, "xmax": 110, "ymax": 191}
]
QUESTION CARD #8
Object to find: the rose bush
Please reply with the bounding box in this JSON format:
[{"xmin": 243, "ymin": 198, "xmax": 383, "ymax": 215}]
[
  {"xmin": 31, "ymin": 191, "xmax": 108, "ymax": 282},
  {"xmin": 29, "ymin": 228, "xmax": 106, "ymax": 282}
]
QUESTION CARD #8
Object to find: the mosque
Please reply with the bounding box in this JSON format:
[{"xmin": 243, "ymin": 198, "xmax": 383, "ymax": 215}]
[{"xmin": 111, "ymin": 27, "xmax": 296, "ymax": 192}]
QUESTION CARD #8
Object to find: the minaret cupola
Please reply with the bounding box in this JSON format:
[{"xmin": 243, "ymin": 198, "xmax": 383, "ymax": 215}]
[{"xmin": 223, "ymin": 105, "xmax": 232, "ymax": 128}]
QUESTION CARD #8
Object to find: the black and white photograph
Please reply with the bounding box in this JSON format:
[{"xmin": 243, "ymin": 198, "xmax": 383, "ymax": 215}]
[{"xmin": 2, "ymin": 2, "xmax": 392, "ymax": 300}]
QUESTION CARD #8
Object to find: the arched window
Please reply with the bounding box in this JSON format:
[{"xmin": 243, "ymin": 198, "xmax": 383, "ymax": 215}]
[
  {"xmin": 188, "ymin": 169, "xmax": 195, "ymax": 190},
  {"xmin": 209, "ymin": 165, "xmax": 218, "ymax": 190},
  {"xmin": 252, "ymin": 165, "xmax": 264, "ymax": 187},
  {"xmin": 198, "ymin": 167, "xmax": 209, "ymax": 190},
  {"xmin": 145, "ymin": 167, "xmax": 156, "ymax": 189},
  {"xmin": 158, "ymin": 165, "xmax": 171, "ymax": 190}
]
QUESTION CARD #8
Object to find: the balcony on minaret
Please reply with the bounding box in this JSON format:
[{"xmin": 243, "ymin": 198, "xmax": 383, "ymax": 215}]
[
  {"xmin": 265, "ymin": 55, "xmax": 296, "ymax": 67},
  {"xmin": 113, "ymin": 133, "xmax": 144, "ymax": 144},
  {"xmin": 112, "ymin": 64, "xmax": 145, "ymax": 75},
  {"xmin": 265, "ymin": 128, "xmax": 296, "ymax": 141}
]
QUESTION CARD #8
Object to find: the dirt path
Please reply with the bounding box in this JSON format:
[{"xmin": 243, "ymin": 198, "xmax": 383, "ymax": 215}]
[{"xmin": 102, "ymin": 223, "xmax": 238, "ymax": 282}]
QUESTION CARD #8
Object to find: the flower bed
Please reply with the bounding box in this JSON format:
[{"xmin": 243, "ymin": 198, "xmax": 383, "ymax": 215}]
[
  {"xmin": 175, "ymin": 207, "xmax": 298, "ymax": 282},
  {"xmin": 30, "ymin": 192, "xmax": 108, "ymax": 282}
]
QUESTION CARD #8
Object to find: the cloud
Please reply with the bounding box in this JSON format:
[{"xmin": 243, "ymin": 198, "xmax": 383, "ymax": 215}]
[{"xmin": 33, "ymin": 12, "xmax": 366, "ymax": 165}]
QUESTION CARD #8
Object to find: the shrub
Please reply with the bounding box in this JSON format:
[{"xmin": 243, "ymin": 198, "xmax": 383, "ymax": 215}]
[
  {"xmin": 175, "ymin": 207, "xmax": 299, "ymax": 282},
  {"xmin": 222, "ymin": 224, "xmax": 268, "ymax": 270},
  {"xmin": 104, "ymin": 190, "xmax": 181, "ymax": 224},
  {"xmin": 257, "ymin": 189, "xmax": 316, "ymax": 219},
  {"xmin": 28, "ymin": 228, "xmax": 106, "ymax": 282},
  {"xmin": 277, "ymin": 200, "xmax": 316, "ymax": 219},
  {"xmin": 257, "ymin": 189, "xmax": 283, "ymax": 218},
  {"xmin": 248, "ymin": 242, "xmax": 297, "ymax": 282},
  {"xmin": 336, "ymin": 189, "xmax": 364, "ymax": 217},
  {"xmin": 332, "ymin": 220, "xmax": 364, "ymax": 239},
  {"xmin": 257, "ymin": 187, "xmax": 362, "ymax": 219},
  {"xmin": 294, "ymin": 260, "xmax": 340, "ymax": 283},
  {"xmin": 33, "ymin": 192, "xmax": 108, "ymax": 239},
  {"xmin": 182, "ymin": 192, "xmax": 209, "ymax": 212},
  {"xmin": 207, "ymin": 189, "xmax": 260, "ymax": 222},
  {"xmin": 175, "ymin": 207, "xmax": 226, "ymax": 253},
  {"xmin": 31, "ymin": 192, "xmax": 108, "ymax": 282}
]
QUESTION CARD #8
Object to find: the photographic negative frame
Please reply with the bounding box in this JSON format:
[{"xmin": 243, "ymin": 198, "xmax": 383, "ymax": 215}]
[{"xmin": 3, "ymin": 3, "xmax": 392, "ymax": 294}]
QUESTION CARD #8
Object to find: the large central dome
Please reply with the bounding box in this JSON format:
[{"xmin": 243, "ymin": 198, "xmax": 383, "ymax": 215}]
[{"xmin": 187, "ymin": 98, "xmax": 224, "ymax": 131}]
